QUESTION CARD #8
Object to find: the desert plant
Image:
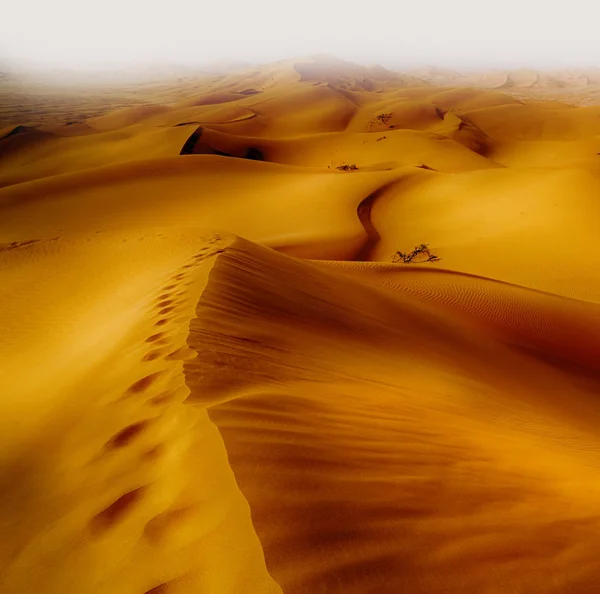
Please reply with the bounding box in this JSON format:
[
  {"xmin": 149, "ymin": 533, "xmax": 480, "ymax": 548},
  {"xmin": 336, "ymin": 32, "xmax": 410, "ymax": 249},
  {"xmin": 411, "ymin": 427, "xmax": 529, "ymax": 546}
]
[
  {"xmin": 393, "ymin": 243, "xmax": 441, "ymax": 263},
  {"xmin": 376, "ymin": 113, "xmax": 392, "ymax": 125},
  {"xmin": 336, "ymin": 164, "xmax": 359, "ymax": 171}
]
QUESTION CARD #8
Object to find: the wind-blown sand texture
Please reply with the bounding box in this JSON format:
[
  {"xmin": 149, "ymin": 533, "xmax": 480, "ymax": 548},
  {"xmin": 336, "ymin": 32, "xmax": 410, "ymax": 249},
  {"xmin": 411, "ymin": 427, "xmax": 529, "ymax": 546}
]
[{"xmin": 1, "ymin": 55, "xmax": 600, "ymax": 593}]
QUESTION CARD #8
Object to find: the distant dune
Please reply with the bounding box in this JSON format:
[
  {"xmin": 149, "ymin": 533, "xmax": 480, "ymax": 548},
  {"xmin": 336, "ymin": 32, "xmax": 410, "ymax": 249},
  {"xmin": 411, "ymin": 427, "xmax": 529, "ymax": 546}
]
[{"xmin": 1, "ymin": 54, "xmax": 600, "ymax": 593}]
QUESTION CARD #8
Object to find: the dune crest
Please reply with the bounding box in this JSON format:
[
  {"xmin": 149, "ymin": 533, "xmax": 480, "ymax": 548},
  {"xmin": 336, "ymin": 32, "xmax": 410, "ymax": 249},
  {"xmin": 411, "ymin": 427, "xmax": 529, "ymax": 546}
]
[{"xmin": 186, "ymin": 238, "xmax": 600, "ymax": 593}]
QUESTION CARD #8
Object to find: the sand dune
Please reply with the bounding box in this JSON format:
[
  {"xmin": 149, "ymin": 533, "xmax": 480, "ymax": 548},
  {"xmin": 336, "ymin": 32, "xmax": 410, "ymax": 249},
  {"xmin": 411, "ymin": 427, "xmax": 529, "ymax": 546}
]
[
  {"xmin": 0, "ymin": 231, "xmax": 281, "ymax": 594},
  {"xmin": 364, "ymin": 166, "xmax": 600, "ymax": 301},
  {"xmin": 184, "ymin": 126, "xmax": 498, "ymax": 171},
  {"xmin": 0, "ymin": 123, "xmax": 199, "ymax": 187},
  {"xmin": 86, "ymin": 105, "xmax": 172, "ymax": 132},
  {"xmin": 412, "ymin": 66, "xmax": 600, "ymax": 106},
  {"xmin": 460, "ymin": 103, "xmax": 600, "ymax": 141},
  {"xmin": 413, "ymin": 65, "xmax": 600, "ymax": 92},
  {"xmin": 189, "ymin": 238, "xmax": 600, "ymax": 594},
  {"xmin": 0, "ymin": 126, "xmax": 58, "ymax": 169},
  {"xmin": 1, "ymin": 55, "xmax": 600, "ymax": 593}
]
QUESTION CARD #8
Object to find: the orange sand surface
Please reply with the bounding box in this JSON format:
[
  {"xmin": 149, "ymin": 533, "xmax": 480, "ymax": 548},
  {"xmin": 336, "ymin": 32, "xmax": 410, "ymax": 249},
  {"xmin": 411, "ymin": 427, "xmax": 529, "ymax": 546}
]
[{"xmin": 1, "ymin": 55, "xmax": 600, "ymax": 593}]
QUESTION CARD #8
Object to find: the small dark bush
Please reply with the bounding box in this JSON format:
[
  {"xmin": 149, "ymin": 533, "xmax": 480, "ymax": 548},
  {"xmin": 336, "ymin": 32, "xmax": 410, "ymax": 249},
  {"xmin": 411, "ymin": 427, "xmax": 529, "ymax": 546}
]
[
  {"xmin": 336, "ymin": 164, "xmax": 359, "ymax": 171},
  {"xmin": 393, "ymin": 243, "xmax": 441, "ymax": 264}
]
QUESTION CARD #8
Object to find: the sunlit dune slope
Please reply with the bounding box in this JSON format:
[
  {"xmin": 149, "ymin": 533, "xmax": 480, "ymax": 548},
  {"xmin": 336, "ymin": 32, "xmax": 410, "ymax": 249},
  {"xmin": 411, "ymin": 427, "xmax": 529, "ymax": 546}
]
[
  {"xmin": 491, "ymin": 137, "xmax": 600, "ymax": 169},
  {"xmin": 185, "ymin": 126, "xmax": 499, "ymax": 171},
  {"xmin": 0, "ymin": 155, "xmax": 401, "ymax": 259},
  {"xmin": 139, "ymin": 102, "xmax": 257, "ymax": 129},
  {"xmin": 0, "ymin": 123, "xmax": 199, "ymax": 187},
  {"xmin": 86, "ymin": 105, "xmax": 172, "ymax": 132},
  {"xmin": 199, "ymin": 83, "xmax": 359, "ymax": 137},
  {"xmin": 9, "ymin": 67, "xmax": 597, "ymax": 189},
  {"xmin": 180, "ymin": 91, "xmax": 252, "ymax": 107},
  {"xmin": 363, "ymin": 165, "xmax": 600, "ymax": 301},
  {"xmin": 0, "ymin": 232, "xmax": 281, "ymax": 594},
  {"xmin": 428, "ymin": 87, "xmax": 524, "ymax": 110},
  {"xmin": 1, "ymin": 79, "xmax": 511, "ymax": 187},
  {"xmin": 461, "ymin": 103, "xmax": 600, "ymax": 141},
  {"xmin": 346, "ymin": 99, "xmax": 448, "ymax": 132}
]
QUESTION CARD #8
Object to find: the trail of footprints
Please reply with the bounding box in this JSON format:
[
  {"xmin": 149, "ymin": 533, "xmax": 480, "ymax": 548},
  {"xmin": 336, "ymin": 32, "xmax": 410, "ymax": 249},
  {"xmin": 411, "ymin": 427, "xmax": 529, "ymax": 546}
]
[
  {"xmin": 0, "ymin": 236, "xmax": 61, "ymax": 252},
  {"xmin": 87, "ymin": 238, "xmax": 226, "ymax": 594}
]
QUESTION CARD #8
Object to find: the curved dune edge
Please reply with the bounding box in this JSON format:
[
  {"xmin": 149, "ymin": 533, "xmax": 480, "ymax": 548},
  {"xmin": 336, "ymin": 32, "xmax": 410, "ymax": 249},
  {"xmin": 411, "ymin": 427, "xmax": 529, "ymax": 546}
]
[{"xmin": 0, "ymin": 231, "xmax": 281, "ymax": 594}]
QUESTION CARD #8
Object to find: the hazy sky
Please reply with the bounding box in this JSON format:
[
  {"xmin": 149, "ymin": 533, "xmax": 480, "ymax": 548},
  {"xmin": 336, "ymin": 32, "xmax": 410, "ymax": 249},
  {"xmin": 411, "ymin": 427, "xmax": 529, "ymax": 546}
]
[{"xmin": 2, "ymin": 0, "xmax": 599, "ymax": 71}]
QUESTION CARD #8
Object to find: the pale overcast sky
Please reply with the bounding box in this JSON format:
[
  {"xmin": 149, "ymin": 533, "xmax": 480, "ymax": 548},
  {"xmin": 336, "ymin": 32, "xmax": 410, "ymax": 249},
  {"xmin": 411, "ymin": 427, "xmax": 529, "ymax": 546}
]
[{"xmin": 1, "ymin": 0, "xmax": 599, "ymax": 70}]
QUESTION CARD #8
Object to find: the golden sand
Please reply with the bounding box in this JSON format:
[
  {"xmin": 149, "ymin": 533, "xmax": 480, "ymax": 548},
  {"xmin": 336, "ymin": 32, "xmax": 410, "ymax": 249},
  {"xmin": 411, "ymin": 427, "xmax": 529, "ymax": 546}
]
[{"xmin": 1, "ymin": 56, "xmax": 600, "ymax": 593}]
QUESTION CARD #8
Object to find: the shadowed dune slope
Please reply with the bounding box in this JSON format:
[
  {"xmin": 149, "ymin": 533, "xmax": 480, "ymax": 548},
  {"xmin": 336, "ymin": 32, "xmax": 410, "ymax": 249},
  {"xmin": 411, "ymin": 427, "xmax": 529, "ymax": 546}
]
[
  {"xmin": 185, "ymin": 237, "xmax": 600, "ymax": 594},
  {"xmin": 0, "ymin": 126, "xmax": 57, "ymax": 163}
]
